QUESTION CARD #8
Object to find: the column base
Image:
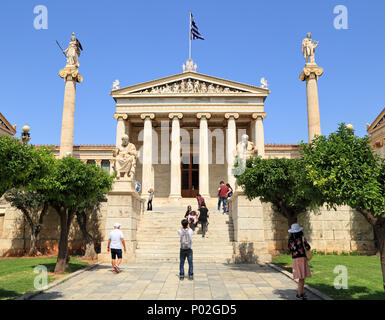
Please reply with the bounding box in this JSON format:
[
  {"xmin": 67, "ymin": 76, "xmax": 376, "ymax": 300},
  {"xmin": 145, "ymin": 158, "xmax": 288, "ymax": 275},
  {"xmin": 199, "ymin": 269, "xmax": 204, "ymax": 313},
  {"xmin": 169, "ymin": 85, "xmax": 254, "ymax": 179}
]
[{"xmin": 169, "ymin": 194, "xmax": 182, "ymax": 200}]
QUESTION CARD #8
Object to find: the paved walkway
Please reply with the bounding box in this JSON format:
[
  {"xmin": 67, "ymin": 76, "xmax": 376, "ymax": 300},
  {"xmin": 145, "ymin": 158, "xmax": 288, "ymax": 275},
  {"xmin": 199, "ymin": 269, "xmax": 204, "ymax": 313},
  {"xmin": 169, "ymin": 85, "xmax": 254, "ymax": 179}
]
[{"xmin": 32, "ymin": 263, "xmax": 320, "ymax": 300}]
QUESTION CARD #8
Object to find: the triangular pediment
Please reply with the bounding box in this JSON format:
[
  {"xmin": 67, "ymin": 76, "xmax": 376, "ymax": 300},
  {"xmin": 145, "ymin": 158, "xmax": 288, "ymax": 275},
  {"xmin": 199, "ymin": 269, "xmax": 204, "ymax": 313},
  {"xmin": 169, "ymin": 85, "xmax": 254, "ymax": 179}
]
[
  {"xmin": 367, "ymin": 108, "xmax": 385, "ymax": 134},
  {"xmin": 0, "ymin": 113, "xmax": 16, "ymax": 136},
  {"xmin": 111, "ymin": 71, "xmax": 269, "ymax": 97}
]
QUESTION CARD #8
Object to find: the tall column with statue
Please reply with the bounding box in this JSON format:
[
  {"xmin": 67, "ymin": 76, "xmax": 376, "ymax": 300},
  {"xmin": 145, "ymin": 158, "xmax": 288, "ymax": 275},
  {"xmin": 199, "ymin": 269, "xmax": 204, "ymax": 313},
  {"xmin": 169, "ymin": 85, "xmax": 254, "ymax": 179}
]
[
  {"xmin": 58, "ymin": 32, "xmax": 83, "ymax": 158},
  {"xmin": 299, "ymin": 33, "xmax": 323, "ymax": 142}
]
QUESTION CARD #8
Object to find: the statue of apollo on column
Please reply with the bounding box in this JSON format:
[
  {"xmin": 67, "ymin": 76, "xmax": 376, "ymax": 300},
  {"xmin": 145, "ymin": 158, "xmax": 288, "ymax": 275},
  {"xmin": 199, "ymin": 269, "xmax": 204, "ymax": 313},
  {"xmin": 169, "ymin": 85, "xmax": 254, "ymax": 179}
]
[{"xmin": 302, "ymin": 32, "xmax": 319, "ymax": 65}]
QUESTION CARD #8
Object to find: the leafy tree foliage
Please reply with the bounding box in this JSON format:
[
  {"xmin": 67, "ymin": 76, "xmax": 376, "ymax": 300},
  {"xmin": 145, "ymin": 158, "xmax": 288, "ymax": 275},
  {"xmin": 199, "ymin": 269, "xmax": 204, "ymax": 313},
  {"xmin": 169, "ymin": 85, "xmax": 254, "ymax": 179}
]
[
  {"xmin": 0, "ymin": 136, "xmax": 54, "ymax": 197},
  {"xmin": 4, "ymin": 189, "xmax": 48, "ymax": 256},
  {"xmin": 236, "ymin": 157, "xmax": 323, "ymax": 227},
  {"xmin": 36, "ymin": 156, "xmax": 114, "ymax": 273},
  {"xmin": 301, "ymin": 124, "xmax": 385, "ymax": 289}
]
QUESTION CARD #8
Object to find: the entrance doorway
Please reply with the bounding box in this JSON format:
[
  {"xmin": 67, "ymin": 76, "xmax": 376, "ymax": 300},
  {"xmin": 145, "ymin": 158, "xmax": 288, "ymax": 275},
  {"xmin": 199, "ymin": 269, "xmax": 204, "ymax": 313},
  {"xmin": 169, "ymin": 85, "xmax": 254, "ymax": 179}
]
[{"xmin": 181, "ymin": 154, "xmax": 199, "ymax": 198}]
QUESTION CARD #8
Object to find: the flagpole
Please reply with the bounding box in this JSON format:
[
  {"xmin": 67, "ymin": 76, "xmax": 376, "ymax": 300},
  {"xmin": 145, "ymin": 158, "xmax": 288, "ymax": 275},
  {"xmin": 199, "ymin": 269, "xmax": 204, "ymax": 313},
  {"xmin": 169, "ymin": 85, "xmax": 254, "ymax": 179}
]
[{"xmin": 189, "ymin": 12, "xmax": 192, "ymax": 60}]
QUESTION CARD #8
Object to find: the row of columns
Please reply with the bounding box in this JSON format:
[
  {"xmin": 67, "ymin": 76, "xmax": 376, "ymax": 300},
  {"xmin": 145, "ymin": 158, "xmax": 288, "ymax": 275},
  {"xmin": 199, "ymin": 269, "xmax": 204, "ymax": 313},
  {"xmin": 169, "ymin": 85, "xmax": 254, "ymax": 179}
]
[{"xmin": 115, "ymin": 112, "xmax": 265, "ymax": 199}]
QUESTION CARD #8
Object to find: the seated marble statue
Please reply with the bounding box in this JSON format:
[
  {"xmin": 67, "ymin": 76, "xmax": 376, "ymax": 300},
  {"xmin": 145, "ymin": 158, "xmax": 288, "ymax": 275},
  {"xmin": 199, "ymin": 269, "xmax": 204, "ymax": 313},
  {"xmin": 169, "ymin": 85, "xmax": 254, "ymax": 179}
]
[
  {"xmin": 113, "ymin": 135, "xmax": 138, "ymax": 180},
  {"xmin": 236, "ymin": 134, "xmax": 258, "ymax": 161}
]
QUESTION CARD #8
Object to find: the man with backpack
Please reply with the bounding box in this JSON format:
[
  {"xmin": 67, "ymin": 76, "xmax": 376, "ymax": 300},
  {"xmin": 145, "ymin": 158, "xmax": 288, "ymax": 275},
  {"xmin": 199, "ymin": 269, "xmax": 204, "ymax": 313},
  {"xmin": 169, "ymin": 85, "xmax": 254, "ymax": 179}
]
[{"xmin": 178, "ymin": 219, "xmax": 194, "ymax": 280}]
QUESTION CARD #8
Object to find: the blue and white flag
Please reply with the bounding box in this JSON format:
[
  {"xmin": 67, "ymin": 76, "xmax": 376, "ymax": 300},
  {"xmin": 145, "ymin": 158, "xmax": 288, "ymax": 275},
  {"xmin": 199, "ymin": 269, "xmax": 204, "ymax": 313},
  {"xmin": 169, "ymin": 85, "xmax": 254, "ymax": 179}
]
[{"xmin": 190, "ymin": 13, "xmax": 204, "ymax": 40}]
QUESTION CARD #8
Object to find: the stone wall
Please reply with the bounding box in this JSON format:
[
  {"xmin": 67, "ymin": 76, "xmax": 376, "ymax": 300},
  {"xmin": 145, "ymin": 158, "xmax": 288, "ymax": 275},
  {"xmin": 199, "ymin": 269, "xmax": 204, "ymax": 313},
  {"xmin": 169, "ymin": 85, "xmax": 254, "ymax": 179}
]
[
  {"xmin": 228, "ymin": 193, "xmax": 376, "ymax": 262},
  {"xmin": 261, "ymin": 202, "xmax": 376, "ymax": 256},
  {"xmin": 0, "ymin": 188, "xmax": 145, "ymax": 259},
  {"xmin": 0, "ymin": 202, "xmax": 106, "ymax": 256}
]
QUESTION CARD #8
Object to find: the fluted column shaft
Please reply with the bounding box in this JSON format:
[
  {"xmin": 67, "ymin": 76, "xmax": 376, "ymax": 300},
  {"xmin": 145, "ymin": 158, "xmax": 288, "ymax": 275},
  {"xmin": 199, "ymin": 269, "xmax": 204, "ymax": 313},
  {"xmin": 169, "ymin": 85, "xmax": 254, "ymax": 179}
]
[
  {"xmin": 197, "ymin": 113, "xmax": 211, "ymax": 198},
  {"xmin": 225, "ymin": 113, "xmax": 238, "ymax": 189},
  {"xmin": 114, "ymin": 113, "xmax": 128, "ymax": 147},
  {"xmin": 169, "ymin": 113, "xmax": 183, "ymax": 198},
  {"xmin": 59, "ymin": 78, "xmax": 76, "ymax": 158},
  {"xmin": 252, "ymin": 113, "xmax": 266, "ymax": 158},
  {"xmin": 306, "ymin": 74, "xmax": 321, "ymax": 141},
  {"xmin": 141, "ymin": 114, "xmax": 155, "ymax": 195}
]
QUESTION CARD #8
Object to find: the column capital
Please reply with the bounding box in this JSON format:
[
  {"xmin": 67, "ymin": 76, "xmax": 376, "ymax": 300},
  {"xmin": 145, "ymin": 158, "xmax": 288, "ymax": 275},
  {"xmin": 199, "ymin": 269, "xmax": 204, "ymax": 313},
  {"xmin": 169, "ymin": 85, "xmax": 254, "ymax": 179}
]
[
  {"xmin": 299, "ymin": 64, "xmax": 324, "ymax": 81},
  {"xmin": 197, "ymin": 113, "xmax": 211, "ymax": 120},
  {"xmin": 168, "ymin": 113, "xmax": 183, "ymax": 120},
  {"xmin": 225, "ymin": 113, "xmax": 239, "ymax": 120},
  {"xmin": 59, "ymin": 67, "xmax": 83, "ymax": 83},
  {"xmin": 252, "ymin": 112, "xmax": 267, "ymax": 120},
  {"xmin": 140, "ymin": 113, "xmax": 155, "ymax": 120},
  {"xmin": 113, "ymin": 113, "xmax": 128, "ymax": 120}
]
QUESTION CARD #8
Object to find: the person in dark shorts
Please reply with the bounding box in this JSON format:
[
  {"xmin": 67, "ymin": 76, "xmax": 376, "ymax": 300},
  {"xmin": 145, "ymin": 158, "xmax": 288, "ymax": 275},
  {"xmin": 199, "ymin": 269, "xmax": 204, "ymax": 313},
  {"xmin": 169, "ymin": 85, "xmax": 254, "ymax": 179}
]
[
  {"xmin": 178, "ymin": 219, "xmax": 194, "ymax": 280},
  {"xmin": 107, "ymin": 222, "xmax": 126, "ymax": 273},
  {"xmin": 197, "ymin": 204, "xmax": 209, "ymax": 237}
]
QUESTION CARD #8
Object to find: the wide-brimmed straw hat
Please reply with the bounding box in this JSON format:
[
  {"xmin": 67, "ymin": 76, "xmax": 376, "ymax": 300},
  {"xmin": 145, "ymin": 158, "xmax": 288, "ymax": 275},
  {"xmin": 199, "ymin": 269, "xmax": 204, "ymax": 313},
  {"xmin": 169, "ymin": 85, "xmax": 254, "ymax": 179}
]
[{"xmin": 288, "ymin": 223, "xmax": 303, "ymax": 233}]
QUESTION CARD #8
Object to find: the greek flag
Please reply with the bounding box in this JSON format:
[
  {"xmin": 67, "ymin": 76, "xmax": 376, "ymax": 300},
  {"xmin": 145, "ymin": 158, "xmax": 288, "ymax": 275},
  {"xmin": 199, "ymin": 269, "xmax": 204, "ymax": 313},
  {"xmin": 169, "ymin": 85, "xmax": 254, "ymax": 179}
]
[{"xmin": 190, "ymin": 13, "xmax": 204, "ymax": 40}]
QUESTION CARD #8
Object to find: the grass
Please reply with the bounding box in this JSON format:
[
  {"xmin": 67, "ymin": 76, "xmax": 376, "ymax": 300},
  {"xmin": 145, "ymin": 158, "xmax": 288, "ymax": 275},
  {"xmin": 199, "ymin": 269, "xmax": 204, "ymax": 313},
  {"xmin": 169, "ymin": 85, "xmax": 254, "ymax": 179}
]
[
  {"xmin": 272, "ymin": 254, "xmax": 385, "ymax": 300},
  {"xmin": 0, "ymin": 256, "xmax": 89, "ymax": 300}
]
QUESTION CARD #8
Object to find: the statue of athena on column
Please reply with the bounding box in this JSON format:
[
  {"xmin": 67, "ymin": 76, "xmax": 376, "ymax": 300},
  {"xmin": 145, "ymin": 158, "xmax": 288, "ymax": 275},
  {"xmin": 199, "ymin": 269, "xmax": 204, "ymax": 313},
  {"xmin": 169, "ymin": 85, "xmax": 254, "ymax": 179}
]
[{"xmin": 63, "ymin": 32, "xmax": 83, "ymax": 68}]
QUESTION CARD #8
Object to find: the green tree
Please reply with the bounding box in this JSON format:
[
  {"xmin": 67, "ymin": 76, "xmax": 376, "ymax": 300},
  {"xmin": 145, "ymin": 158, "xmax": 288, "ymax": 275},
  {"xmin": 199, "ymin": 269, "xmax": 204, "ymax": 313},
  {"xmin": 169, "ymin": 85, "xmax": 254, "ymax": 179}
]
[
  {"xmin": 236, "ymin": 157, "xmax": 323, "ymax": 227},
  {"xmin": 75, "ymin": 194, "xmax": 108, "ymax": 260},
  {"xmin": 301, "ymin": 124, "xmax": 385, "ymax": 289},
  {"xmin": 0, "ymin": 136, "xmax": 54, "ymax": 197},
  {"xmin": 38, "ymin": 156, "xmax": 114, "ymax": 273},
  {"xmin": 4, "ymin": 189, "xmax": 49, "ymax": 256}
]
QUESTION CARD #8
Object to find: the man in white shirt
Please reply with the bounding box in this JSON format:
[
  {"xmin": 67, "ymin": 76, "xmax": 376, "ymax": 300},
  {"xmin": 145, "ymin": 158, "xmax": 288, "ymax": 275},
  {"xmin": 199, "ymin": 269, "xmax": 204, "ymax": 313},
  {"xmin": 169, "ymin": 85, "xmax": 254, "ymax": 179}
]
[
  {"xmin": 107, "ymin": 222, "xmax": 126, "ymax": 273},
  {"xmin": 178, "ymin": 219, "xmax": 194, "ymax": 280}
]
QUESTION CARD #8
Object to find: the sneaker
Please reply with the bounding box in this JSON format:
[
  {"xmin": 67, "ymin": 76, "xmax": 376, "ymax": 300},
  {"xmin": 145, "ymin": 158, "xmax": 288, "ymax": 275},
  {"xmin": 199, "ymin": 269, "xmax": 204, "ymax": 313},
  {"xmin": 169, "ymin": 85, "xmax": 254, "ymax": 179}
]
[
  {"xmin": 113, "ymin": 266, "xmax": 120, "ymax": 273},
  {"xmin": 179, "ymin": 275, "xmax": 184, "ymax": 281},
  {"xmin": 296, "ymin": 294, "xmax": 307, "ymax": 300},
  {"xmin": 115, "ymin": 266, "xmax": 121, "ymax": 273},
  {"xmin": 188, "ymin": 275, "xmax": 194, "ymax": 280}
]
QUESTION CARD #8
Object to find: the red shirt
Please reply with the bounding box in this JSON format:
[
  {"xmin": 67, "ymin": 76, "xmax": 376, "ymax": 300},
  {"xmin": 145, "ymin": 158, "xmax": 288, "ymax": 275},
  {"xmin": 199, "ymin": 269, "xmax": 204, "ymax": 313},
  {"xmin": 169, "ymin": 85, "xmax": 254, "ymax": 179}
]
[{"xmin": 219, "ymin": 185, "xmax": 229, "ymax": 197}]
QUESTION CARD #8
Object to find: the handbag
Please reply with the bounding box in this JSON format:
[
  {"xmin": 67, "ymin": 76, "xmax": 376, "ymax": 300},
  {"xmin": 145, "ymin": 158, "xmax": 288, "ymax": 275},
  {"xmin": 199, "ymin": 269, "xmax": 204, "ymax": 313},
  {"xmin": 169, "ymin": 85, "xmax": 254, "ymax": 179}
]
[{"xmin": 302, "ymin": 237, "xmax": 312, "ymax": 261}]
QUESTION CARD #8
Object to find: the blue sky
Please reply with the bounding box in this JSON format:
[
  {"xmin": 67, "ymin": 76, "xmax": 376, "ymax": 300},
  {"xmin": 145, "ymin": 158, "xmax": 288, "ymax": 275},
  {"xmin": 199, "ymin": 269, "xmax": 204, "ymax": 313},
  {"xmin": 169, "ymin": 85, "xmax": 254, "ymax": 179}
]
[{"xmin": 0, "ymin": 0, "xmax": 384, "ymax": 145}]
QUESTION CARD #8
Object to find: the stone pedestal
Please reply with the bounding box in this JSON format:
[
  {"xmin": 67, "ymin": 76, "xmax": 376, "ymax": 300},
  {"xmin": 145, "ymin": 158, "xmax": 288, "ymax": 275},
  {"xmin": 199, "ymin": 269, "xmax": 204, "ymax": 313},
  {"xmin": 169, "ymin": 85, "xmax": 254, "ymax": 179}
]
[
  {"xmin": 230, "ymin": 191, "xmax": 271, "ymax": 263},
  {"xmin": 98, "ymin": 179, "xmax": 144, "ymax": 263},
  {"xmin": 300, "ymin": 63, "xmax": 323, "ymax": 142},
  {"xmin": 58, "ymin": 67, "xmax": 83, "ymax": 158}
]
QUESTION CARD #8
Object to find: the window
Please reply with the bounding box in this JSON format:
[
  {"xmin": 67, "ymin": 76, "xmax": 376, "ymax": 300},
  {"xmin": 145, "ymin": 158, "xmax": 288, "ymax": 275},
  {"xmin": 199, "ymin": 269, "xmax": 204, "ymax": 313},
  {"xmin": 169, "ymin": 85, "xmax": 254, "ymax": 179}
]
[
  {"xmin": 101, "ymin": 160, "xmax": 110, "ymax": 173},
  {"xmin": 86, "ymin": 160, "xmax": 96, "ymax": 165}
]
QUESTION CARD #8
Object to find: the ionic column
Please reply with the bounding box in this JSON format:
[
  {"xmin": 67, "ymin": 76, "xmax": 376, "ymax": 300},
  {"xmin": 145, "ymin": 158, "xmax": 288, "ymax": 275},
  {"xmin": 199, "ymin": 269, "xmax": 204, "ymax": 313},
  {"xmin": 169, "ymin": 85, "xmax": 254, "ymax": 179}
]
[
  {"xmin": 169, "ymin": 113, "xmax": 183, "ymax": 199},
  {"xmin": 197, "ymin": 113, "xmax": 211, "ymax": 198},
  {"xmin": 140, "ymin": 113, "xmax": 155, "ymax": 195},
  {"xmin": 114, "ymin": 113, "xmax": 128, "ymax": 147},
  {"xmin": 299, "ymin": 65, "xmax": 324, "ymax": 142},
  {"xmin": 58, "ymin": 68, "xmax": 83, "ymax": 158},
  {"xmin": 225, "ymin": 113, "xmax": 239, "ymax": 189},
  {"xmin": 252, "ymin": 113, "xmax": 266, "ymax": 158}
]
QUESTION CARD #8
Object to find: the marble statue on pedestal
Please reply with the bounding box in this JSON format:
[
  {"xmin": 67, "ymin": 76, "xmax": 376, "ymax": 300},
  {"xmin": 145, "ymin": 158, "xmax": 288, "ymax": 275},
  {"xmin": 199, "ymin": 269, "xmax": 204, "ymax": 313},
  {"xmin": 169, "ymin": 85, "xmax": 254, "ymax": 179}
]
[
  {"xmin": 63, "ymin": 32, "xmax": 82, "ymax": 69},
  {"xmin": 233, "ymin": 134, "xmax": 258, "ymax": 177},
  {"xmin": 113, "ymin": 134, "xmax": 138, "ymax": 180},
  {"xmin": 302, "ymin": 32, "xmax": 319, "ymax": 65}
]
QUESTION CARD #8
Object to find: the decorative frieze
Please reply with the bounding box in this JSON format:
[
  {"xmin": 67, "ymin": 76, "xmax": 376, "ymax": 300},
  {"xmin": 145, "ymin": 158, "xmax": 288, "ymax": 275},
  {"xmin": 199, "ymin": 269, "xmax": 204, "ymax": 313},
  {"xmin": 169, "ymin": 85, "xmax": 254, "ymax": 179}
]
[{"xmin": 133, "ymin": 79, "xmax": 245, "ymax": 94}]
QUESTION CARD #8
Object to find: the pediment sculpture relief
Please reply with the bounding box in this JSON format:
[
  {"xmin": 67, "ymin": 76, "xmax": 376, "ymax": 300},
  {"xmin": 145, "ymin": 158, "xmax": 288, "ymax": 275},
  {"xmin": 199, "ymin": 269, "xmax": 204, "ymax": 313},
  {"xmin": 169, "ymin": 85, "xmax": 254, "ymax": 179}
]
[{"xmin": 133, "ymin": 79, "xmax": 245, "ymax": 94}]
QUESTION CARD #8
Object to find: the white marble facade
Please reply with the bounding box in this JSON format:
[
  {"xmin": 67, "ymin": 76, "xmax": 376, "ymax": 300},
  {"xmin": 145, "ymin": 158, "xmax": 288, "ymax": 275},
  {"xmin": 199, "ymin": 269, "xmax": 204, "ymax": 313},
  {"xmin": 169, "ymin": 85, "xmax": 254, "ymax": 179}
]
[{"xmin": 110, "ymin": 69, "xmax": 269, "ymax": 198}]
